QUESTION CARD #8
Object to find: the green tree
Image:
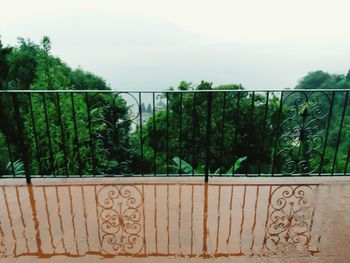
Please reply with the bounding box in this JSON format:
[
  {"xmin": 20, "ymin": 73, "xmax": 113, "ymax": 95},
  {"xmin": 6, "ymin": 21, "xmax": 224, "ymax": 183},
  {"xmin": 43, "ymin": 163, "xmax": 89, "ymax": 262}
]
[
  {"xmin": 295, "ymin": 70, "xmax": 350, "ymax": 173},
  {"xmin": 0, "ymin": 36, "xmax": 134, "ymax": 176},
  {"xmin": 296, "ymin": 71, "xmax": 331, "ymax": 89},
  {"xmin": 134, "ymin": 81, "xmax": 281, "ymax": 175},
  {"xmin": 346, "ymin": 70, "xmax": 350, "ymax": 81}
]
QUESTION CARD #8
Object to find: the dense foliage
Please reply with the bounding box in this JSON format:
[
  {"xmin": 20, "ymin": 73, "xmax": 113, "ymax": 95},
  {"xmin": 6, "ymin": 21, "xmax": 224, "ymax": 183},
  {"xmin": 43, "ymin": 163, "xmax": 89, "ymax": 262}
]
[
  {"xmin": 0, "ymin": 37, "xmax": 133, "ymax": 176},
  {"xmin": 0, "ymin": 37, "xmax": 349, "ymax": 177},
  {"xmin": 134, "ymin": 81, "xmax": 281, "ymax": 175},
  {"xmin": 295, "ymin": 70, "xmax": 350, "ymax": 172}
]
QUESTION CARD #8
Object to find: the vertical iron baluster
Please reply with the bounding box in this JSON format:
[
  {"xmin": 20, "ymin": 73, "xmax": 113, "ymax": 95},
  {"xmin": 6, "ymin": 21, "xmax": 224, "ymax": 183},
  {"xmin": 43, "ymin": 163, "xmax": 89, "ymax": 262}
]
[
  {"xmin": 271, "ymin": 91, "xmax": 284, "ymax": 176},
  {"xmin": 3, "ymin": 109, "xmax": 15, "ymax": 176},
  {"xmin": 192, "ymin": 93, "xmax": 196, "ymax": 176},
  {"xmin": 138, "ymin": 92, "xmax": 144, "ymax": 176},
  {"xmin": 319, "ymin": 91, "xmax": 335, "ymax": 175},
  {"xmin": 42, "ymin": 93, "xmax": 55, "ymax": 177},
  {"xmin": 12, "ymin": 93, "xmax": 31, "ymax": 183},
  {"xmin": 179, "ymin": 93, "xmax": 183, "ymax": 176},
  {"xmin": 28, "ymin": 93, "xmax": 43, "ymax": 176},
  {"xmin": 70, "ymin": 93, "xmax": 83, "ymax": 176},
  {"xmin": 232, "ymin": 92, "xmax": 241, "ymax": 176},
  {"xmin": 345, "ymin": 144, "xmax": 350, "ymax": 175},
  {"xmin": 56, "ymin": 93, "xmax": 69, "ymax": 175},
  {"xmin": 258, "ymin": 91, "xmax": 269, "ymax": 176},
  {"xmin": 166, "ymin": 92, "xmax": 169, "ymax": 176},
  {"xmin": 245, "ymin": 91, "xmax": 255, "ymax": 176},
  {"xmin": 85, "ymin": 93, "xmax": 96, "ymax": 176},
  {"xmin": 332, "ymin": 91, "xmax": 349, "ymax": 175},
  {"xmin": 4, "ymin": 141, "xmax": 15, "ymax": 177},
  {"xmin": 249, "ymin": 92, "xmax": 255, "ymax": 118},
  {"xmin": 205, "ymin": 92, "xmax": 213, "ymax": 182},
  {"xmin": 153, "ymin": 92, "xmax": 156, "ymax": 176},
  {"xmin": 219, "ymin": 92, "xmax": 227, "ymax": 176}
]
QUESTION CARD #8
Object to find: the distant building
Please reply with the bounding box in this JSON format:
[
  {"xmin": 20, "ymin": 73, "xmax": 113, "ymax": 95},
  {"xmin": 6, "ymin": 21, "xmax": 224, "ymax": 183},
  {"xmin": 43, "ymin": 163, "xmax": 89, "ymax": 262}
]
[
  {"xmin": 133, "ymin": 99, "xmax": 166, "ymax": 131},
  {"xmin": 155, "ymin": 100, "xmax": 166, "ymax": 111}
]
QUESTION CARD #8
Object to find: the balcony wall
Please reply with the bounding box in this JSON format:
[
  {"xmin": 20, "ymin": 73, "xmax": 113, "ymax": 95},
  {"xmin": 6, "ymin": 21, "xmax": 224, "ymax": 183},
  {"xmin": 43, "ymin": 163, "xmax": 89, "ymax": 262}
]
[{"xmin": 0, "ymin": 183, "xmax": 325, "ymax": 258}]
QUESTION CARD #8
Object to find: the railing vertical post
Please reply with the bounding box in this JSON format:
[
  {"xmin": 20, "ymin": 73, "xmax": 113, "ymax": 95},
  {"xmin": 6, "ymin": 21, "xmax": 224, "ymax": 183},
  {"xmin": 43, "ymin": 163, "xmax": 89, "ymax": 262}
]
[
  {"xmin": 139, "ymin": 92, "xmax": 144, "ymax": 176},
  {"xmin": 166, "ymin": 93, "xmax": 170, "ymax": 176},
  {"xmin": 332, "ymin": 91, "xmax": 348, "ymax": 175},
  {"xmin": 12, "ymin": 93, "xmax": 31, "ymax": 184},
  {"xmin": 205, "ymin": 92, "xmax": 212, "ymax": 183},
  {"xmin": 152, "ymin": 92, "xmax": 156, "ymax": 176}
]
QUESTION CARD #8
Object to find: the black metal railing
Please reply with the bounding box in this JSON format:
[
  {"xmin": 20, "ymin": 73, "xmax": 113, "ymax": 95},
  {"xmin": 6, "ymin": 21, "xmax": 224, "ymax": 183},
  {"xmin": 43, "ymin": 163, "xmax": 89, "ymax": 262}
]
[{"xmin": 0, "ymin": 89, "xmax": 349, "ymax": 182}]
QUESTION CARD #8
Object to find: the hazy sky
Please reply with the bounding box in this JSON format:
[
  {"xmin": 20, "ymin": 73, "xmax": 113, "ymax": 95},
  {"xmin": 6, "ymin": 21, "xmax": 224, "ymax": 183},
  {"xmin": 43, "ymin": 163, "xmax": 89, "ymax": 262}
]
[{"xmin": 1, "ymin": 0, "xmax": 350, "ymax": 90}]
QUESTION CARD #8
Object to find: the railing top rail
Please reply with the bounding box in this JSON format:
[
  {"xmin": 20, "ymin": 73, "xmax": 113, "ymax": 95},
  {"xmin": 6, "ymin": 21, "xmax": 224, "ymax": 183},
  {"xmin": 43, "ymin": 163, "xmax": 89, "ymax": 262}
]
[{"xmin": 1, "ymin": 89, "xmax": 350, "ymax": 93}]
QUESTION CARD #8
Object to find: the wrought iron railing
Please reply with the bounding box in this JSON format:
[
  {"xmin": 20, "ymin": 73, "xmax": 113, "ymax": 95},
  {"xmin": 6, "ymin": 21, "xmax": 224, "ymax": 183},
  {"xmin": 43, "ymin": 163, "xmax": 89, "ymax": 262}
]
[{"xmin": 0, "ymin": 89, "xmax": 349, "ymax": 182}]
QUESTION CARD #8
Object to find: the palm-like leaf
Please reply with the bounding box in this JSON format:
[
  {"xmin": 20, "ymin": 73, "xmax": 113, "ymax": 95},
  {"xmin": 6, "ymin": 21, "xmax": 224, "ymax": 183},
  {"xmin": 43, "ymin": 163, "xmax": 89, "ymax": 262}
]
[{"xmin": 172, "ymin": 157, "xmax": 194, "ymax": 174}]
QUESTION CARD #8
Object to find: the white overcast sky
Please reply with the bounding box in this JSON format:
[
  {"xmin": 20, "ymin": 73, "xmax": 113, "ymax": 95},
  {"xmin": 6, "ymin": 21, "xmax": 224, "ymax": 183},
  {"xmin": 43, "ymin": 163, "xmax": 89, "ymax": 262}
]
[{"xmin": 1, "ymin": 0, "xmax": 350, "ymax": 90}]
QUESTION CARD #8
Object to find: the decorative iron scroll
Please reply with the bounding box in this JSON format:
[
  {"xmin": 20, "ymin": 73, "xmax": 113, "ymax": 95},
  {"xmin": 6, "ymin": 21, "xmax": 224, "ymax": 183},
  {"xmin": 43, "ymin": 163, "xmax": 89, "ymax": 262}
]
[
  {"xmin": 262, "ymin": 185, "xmax": 317, "ymax": 256},
  {"xmin": 91, "ymin": 93, "xmax": 140, "ymax": 175},
  {"xmin": 97, "ymin": 185, "xmax": 144, "ymax": 255},
  {"xmin": 275, "ymin": 91, "xmax": 331, "ymax": 174}
]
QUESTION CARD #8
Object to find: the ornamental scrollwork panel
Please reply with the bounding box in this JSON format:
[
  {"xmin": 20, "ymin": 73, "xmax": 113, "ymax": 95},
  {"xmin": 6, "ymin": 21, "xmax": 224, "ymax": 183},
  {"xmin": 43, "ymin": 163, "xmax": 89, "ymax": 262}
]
[
  {"xmin": 262, "ymin": 185, "xmax": 318, "ymax": 256},
  {"xmin": 97, "ymin": 185, "xmax": 144, "ymax": 255},
  {"xmin": 90, "ymin": 93, "xmax": 140, "ymax": 175},
  {"xmin": 275, "ymin": 91, "xmax": 331, "ymax": 174}
]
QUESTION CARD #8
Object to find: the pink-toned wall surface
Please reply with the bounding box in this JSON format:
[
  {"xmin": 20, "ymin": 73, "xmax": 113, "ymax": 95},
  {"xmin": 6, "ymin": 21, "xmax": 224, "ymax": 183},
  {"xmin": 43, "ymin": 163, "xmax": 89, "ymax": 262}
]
[{"xmin": 0, "ymin": 182, "xmax": 349, "ymax": 262}]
